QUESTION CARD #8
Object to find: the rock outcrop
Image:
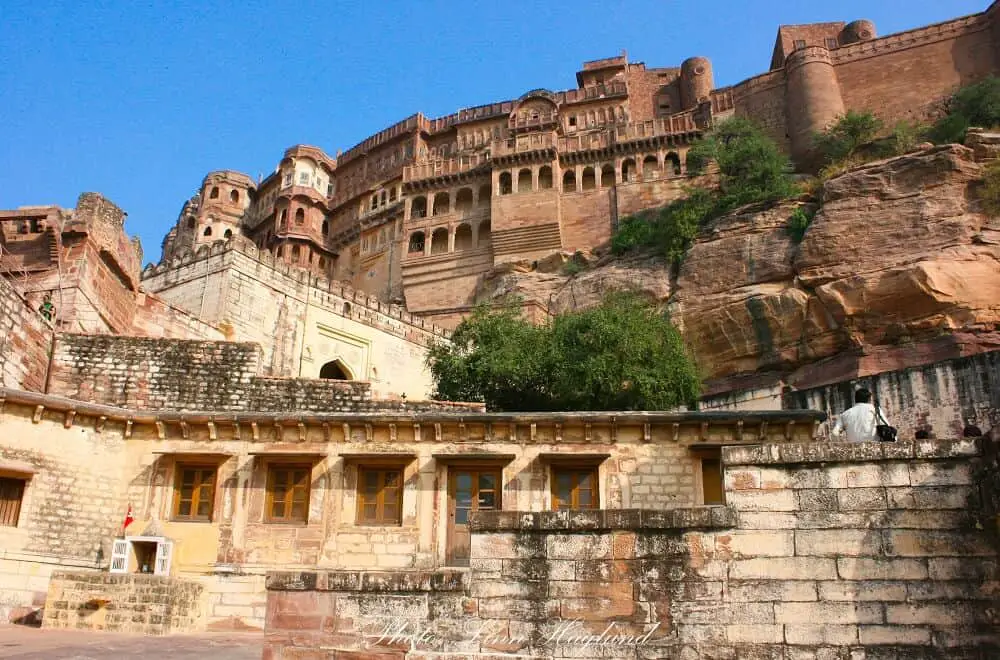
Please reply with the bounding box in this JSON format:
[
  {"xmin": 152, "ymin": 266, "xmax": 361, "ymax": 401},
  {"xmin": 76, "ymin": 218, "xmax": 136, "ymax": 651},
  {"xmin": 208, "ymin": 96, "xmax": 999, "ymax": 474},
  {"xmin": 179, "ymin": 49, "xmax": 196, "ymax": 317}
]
[{"xmin": 474, "ymin": 144, "xmax": 1000, "ymax": 388}]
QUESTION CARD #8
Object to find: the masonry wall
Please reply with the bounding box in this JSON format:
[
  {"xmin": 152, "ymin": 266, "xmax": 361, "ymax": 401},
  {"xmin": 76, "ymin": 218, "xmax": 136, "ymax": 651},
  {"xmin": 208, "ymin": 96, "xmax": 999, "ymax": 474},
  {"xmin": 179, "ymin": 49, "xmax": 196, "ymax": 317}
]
[
  {"xmin": 42, "ymin": 572, "xmax": 204, "ymax": 634},
  {"xmin": 0, "ymin": 407, "xmax": 128, "ymax": 623},
  {"xmin": 141, "ymin": 240, "xmax": 444, "ymax": 399},
  {"xmin": 130, "ymin": 291, "xmax": 226, "ymax": 341},
  {"xmin": 264, "ymin": 438, "xmax": 1000, "ymax": 658},
  {"xmin": 0, "ymin": 276, "xmax": 50, "ymax": 392}
]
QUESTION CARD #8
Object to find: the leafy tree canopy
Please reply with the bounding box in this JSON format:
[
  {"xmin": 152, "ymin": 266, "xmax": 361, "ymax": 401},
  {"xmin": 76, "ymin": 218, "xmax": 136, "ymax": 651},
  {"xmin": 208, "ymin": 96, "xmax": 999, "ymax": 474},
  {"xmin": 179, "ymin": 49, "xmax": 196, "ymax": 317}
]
[
  {"xmin": 930, "ymin": 77, "xmax": 1000, "ymax": 144},
  {"xmin": 427, "ymin": 295, "xmax": 700, "ymax": 412}
]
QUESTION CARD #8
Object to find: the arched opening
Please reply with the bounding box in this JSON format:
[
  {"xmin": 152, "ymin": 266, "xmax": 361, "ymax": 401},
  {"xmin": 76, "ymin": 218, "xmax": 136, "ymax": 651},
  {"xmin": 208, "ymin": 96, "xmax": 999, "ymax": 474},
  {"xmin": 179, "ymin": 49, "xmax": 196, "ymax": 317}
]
[
  {"xmin": 643, "ymin": 155, "xmax": 659, "ymax": 181},
  {"xmin": 538, "ymin": 166, "xmax": 553, "ymax": 189},
  {"xmin": 601, "ymin": 164, "xmax": 615, "ymax": 187},
  {"xmin": 186, "ymin": 217, "xmax": 195, "ymax": 230},
  {"xmin": 230, "ymin": 190, "xmax": 239, "ymax": 204},
  {"xmin": 478, "ymin": 184, "xmax": 492, "ymax": 206},
  {"xmin": 499, "ymin": 172, "xmax": 513, "ymax": 195},
  {"xmin": 295, "ymin": 208, "xmax": 305, "ymax": 224},
  {"xmin": 343, "ymin": 302, "xmax": 351, "ymax": 315},
  {"xmin": 203, "ymin": 226, "xmax": 212, "ymax": 237},
  {"xmin": 319, "ymin": 359, "xmax": 351, "ymax": 380},
  {"xmin": 430, "ymin": 228, "xmax": 449, "ymax": 255},
  {"xmin": 563, "ymin": 170, "xmax": 577, "ymax": 193},
  {"xmin": 433, "ymin": 192, "xmax": 450, "ymax": 215},
  {"xmin": 411, "ymin": 196, "xmax": 427, "ymax": 219},
  {"xmin": 279, "ymin": 209, "xmax": 287, "ymax": 227},
  {"xmin": 477, "ymin": 220, "xmax": 491, "ymax": 247},
  {"xmin": 454, "ymin": 224, "xmax": 473, "ymax": 251},
  {"xmin": 322, "ymin": 220, "xmax": 329, "ymax": 236},
  {"xmin": 319, "ymin": 256, "xmax": 327, "ymax": 269},
  {"xmin": 408, "ymin": 231, "xmax": 425, "ymax": 254},
  {"xmin": 291, "ymin": 245, "xmax": 301, "ymax": 262},
  {"xmin": 456, "ymin": 188, "xmax": 474, "ymax": 213},
  {"xmin": 581, "ymin": 167, "xmax": 596, "ymax": 190},
  {"xmin": 621, "ymin": 158, "xmax": 636, "ymax": 183},
  {"xmin": 277, "ymin": 246, "xmax": 284, "ymax": 258},
  {"xmin": 517, "ymin": 168, "xmax": 532, "ymax": 193},
  {"xmin": 224, "ymin": 229, "xmax": 233, "ymax": 239},
  {"xmin": 665, "ymin": 152, "xmax": 682, "ymax": 175},
  {"xmin": 210, "ymin": 187, "xmax": 219, "ymax": 199}
]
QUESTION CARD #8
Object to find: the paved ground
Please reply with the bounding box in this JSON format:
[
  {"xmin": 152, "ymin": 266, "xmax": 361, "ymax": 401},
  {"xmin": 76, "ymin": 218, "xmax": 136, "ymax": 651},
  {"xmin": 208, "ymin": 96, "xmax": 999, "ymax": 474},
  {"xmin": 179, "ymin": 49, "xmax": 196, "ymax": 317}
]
[{"xmin": 0, "ymin": 626, "xmax": 263, "ymax": 659}]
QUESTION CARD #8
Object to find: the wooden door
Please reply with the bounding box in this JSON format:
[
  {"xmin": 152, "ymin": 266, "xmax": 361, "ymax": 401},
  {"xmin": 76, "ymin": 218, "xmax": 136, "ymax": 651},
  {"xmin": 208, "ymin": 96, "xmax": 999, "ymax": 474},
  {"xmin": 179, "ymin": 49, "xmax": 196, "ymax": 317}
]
[{"xmin": 446, "ymin": 467, "xmax": 500, "ymax": 566}]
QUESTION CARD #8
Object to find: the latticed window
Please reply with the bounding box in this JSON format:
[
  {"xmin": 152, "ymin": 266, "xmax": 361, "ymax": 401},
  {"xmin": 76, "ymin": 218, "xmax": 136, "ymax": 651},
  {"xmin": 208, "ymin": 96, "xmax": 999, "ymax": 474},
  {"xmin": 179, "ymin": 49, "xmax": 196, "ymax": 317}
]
[
  {"xmin": 551, "ymin": 467, "xmax": 598, "ymax": 510},
  {"xmin": 357, "ymin": 468, "xmax": 402, "ymax": 525},
  {"xmin": 172, "ymin": 465, "xmax": 216, "ymax": 521},
  {"xmin": 266, "ymin": 464, "xmax": 311, "ymax": 523},
  {"xmin": 0, "ymin": 477, "xmax": 26, "ymax": 527}
]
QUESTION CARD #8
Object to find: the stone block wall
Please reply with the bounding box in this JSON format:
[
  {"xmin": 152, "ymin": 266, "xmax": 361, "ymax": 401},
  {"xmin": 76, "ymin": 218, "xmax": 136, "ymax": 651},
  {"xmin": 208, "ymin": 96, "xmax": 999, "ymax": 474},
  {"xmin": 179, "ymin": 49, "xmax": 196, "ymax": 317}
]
[
  {"xmin": 264, "ymin": 438, "xmax": 1000, "ymax": 658},
  {"xmin": 0, "ymin": 275, "xmax": 50, "ymax": 392},
  {"xmin": 42, "ymin": 571, "xmax": 204, "ymax": 634}
]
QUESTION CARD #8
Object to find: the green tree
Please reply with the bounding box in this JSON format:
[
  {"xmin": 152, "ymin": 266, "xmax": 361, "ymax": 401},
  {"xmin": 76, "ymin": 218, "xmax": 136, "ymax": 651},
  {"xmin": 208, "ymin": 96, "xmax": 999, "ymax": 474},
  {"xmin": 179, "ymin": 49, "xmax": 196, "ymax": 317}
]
[
  {"xmin": 813, "ymin": 111, "xmax": 883, "ymax": 165},
  {"xmin": 426, "ymin": 295, "xmax": 700, "ymax": 411},
  {"xmin": 930, "ymin": 77, "xmax": 1000, "ymax": 144}
]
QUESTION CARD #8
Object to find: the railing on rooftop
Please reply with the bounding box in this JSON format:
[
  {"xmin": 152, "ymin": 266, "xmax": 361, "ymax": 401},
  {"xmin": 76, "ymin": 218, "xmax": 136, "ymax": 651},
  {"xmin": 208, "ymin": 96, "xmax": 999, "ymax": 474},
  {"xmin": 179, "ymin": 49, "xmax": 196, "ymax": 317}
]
[
  {"xmin": 492, "ymin": 132, "xmax": 556, "ymax": 158},
  {"xmin": 402, "ymin": 153, "xmax": 491, "ymax": 183},
  {"xmin": 561, "ymin": 81, "xmax": 628, "ymax": 104}
]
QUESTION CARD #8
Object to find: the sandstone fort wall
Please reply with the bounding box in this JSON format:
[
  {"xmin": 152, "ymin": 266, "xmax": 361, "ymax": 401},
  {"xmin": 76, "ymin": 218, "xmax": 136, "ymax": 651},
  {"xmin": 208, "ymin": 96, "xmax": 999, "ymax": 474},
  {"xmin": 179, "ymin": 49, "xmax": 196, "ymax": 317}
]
[
  {"xmin": 0, "ymin": 276, "xmax": 50, "ymax": 392},
  {"xmin": 264, "ymin": 437, "xmax": 1000, "ymax": 658}
]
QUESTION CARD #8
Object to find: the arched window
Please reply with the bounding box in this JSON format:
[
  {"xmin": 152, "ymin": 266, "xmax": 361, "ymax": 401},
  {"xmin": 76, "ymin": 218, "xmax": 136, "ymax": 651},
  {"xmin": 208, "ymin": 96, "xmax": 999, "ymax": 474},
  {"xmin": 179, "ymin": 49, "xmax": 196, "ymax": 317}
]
[
  {"xmin": 478, "ymin": 184, "xmax": 492, "ymax": 206},
  {"xmin": 279, "ymin": 209, "xmax": 288, "ymax": 227},
  {"xmin": 295, "ymin": 208, "xmax": 305, "ymax": 224},
  {"xmin": 230, "ymin": 190, "xmax": 239, "ymax": 204},
  {"xmin": 432, "ymin": 192, "xmax": 450, "ymax": 216},
  {"xmin": 563, "ymin": 170, "xmax": 577, "ymax": 193},
  {"xmin": 581, "ymin": 167, "xmax": 596, "ymax": 190},
  {"xmin": 291, "ymin": 245, "xmax": 301, "ymax": 262},
  {"xmin": 319, "ymin": 359, "xmax": 351, "ymax": 380},
  {"xmin": 477, "ymin": 220, "xmax": 491, "ymax": 247},
  {"xmin": 224, "ymin": 229, "xmax": 232, "ymax": 239},
  {"xmin": 186, "ymin": 217, "xmax": 195, "ymax": 230},
  {"xmin": 538, "ymin": 166, "xmax": 553, "ymax": 189},
  {"xmin": 430, "ymin": 227, "xmax": 449, "ymax": 255},
  {"xmin": 210, "ymin": 186, "xmax": 219, "ymax": 199},
  {"xmin": 601, "ymin": 164, "xmax": 615, "ymax": 187},
  {"xmin": 411, "ymin": 196, "xmax": 427, "ymax": 219},
  {"xmin": 517, "ymin": 168, "xmax": 532, "ymax": 193},
  {"xmin": 408, "ymin": 231, "xmax": 425, "ymax": 253},
  {"xmin": 456, "ymin": 188, "xmax": 474, "ymax": 212},
  {"xmin": 454, "ymin": 224, "xmax": 473, "ymax": 251},
  {"xmin": 665, "ymin": 152, "xmax": 682, "ymax": 175},
  {"xmin": 499, "ymin": 172, "xmax": 513, "ymax": 195},
  {"xmin": 322, "ymin": 220, "xmax": 329, "ymax": 236},
  {"xmin": 621, "ymin": 158, "xmax": 636, "ymax": 183},
  {"xmin": 343, "ymin": 302, "xmax": 351, "ymax": 315},
  {"xmin": 203, "ymin": 226, "xmax": 212, "ymax": 237},
  {"xmin": 643, "ymin": 155, "xmax": 659, "ymax": 181}
]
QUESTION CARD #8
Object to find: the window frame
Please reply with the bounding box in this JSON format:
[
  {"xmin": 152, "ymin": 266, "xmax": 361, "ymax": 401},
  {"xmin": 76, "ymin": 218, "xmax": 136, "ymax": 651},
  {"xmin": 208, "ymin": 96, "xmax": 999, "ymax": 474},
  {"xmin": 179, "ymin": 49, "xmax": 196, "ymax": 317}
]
[
  {"xmin": 0, "ymin": 476, "xmax": 27, "ymax": 527},
  {"xmin": 550, "ymin": 465, "xmax": 600, "ymax": 510},
  {"xmin": 356, "ymin": 466, "xmax": 404, "ymax": 526},
  {"xmin": 171, "ymin": 464, "xmax": 218, "ymax": 522},
  {"xmin": 264, "ymin": 462, "xmax": 312, "ymax": 524}
]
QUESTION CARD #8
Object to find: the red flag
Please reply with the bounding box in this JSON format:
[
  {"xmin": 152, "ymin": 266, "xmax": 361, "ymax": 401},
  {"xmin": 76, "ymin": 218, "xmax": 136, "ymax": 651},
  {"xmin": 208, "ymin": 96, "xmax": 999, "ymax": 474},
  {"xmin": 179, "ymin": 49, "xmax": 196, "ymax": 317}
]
[{"xmin": 122, "ymin": 504, "xmax": 134, "ymax": 531}]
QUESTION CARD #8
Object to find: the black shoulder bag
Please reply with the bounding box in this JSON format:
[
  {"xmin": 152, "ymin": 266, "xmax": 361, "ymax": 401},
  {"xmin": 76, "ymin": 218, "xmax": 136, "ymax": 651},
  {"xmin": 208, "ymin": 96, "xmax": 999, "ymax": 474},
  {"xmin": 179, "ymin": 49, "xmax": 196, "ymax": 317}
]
[{"xmin": 875, "ymin": 405, "xmax": 897, "ymax": 443}]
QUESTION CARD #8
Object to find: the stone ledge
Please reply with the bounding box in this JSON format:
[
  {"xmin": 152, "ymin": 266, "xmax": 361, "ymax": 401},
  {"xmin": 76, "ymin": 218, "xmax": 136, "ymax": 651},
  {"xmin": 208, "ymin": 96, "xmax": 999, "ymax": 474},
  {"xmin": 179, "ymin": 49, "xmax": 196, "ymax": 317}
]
[
  {"xmin": 265, "ymin": 569, "xmax": 468, "ymax": 593},
  {"xmin": 723, "ymin": 439, "xmax": 980, "ymax": 467},
  {"xmin": 468, "ymin": 507, "xmax": 736, "ymax": 533}
]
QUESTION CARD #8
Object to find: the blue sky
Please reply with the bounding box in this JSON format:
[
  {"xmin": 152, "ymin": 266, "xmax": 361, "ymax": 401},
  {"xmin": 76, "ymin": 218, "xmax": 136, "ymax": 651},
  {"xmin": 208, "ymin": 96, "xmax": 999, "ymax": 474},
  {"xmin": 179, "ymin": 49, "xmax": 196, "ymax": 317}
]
[{"xmin": 0, "ymin": 0, "xmax": 987, "ymax": 262}]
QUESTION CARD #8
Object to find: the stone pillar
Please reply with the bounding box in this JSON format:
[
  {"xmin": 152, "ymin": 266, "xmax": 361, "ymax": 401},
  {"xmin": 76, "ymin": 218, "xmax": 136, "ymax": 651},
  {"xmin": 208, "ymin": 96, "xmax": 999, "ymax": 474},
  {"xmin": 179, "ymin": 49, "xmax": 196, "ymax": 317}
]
[{"xmin": 785, "ymin": 46, "xmax": 845, "ymax": 168}]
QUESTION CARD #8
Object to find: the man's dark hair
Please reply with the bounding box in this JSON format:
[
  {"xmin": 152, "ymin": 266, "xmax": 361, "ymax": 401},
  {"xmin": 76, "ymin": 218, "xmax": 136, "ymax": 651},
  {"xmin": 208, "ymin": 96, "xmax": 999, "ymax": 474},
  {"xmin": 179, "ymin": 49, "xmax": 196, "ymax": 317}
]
[
  {"xmin": 854, "ymin": 388, "xmax": 872, "ymax": 404},
  {"xmin": 963, "ymin": 425, "xmax": 983, "ymax": 438},
  {"xmin": 914, "ymin": 429, "xmax": 931, "ymax": 440}
]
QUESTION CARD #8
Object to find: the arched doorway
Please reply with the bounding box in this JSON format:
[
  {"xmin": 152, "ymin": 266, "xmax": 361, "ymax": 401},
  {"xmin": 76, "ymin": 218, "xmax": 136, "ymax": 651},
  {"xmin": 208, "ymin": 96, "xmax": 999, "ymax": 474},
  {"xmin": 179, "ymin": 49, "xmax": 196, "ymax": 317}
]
[{"xmin": 319, "ymin": 359, "xmax": 352, "ymax": 380}]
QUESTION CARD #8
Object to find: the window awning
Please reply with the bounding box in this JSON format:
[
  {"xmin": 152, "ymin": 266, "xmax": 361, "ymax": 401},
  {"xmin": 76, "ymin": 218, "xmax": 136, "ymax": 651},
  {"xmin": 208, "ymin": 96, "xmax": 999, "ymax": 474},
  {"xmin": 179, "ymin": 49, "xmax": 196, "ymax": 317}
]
[
  {"xmin": 432, "ymin": 452, "xmax": 516, "ymax": 464},
  {"xmin": 0, "ymin": 458, "xmax": 37, "ymax": 478},
  {"xmin": 151, "ymin": 451, "xmax": 234, "ymax": 462},
  {"xmin": 537, "ymin": 452, "xmax": 610, "ymax": 464},
  {"xmin": 337, "ymin": 451, "xmax": 417, "ymax": 463},
  {"xmin": 248, "ymin": 450, "xmax": 327, "ymax": 463}
]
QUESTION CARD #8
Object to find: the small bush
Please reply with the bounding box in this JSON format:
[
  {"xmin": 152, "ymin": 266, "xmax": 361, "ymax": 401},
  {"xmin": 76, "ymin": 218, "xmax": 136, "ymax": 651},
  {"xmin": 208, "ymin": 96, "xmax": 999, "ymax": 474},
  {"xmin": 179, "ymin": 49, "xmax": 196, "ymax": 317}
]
[
  {"xmin": 786, "ymin": 207, "xmax": 815, "ymax": 243},
  {"xmin": 611, "ymin": 212, "xmax": 657, "ymax": 254},
  {"xmin": 611, "ymin": 189, "xmax": 715, "ymax": 265},
  {"xmin": 930, "ymin": 77, "xmax": 1000, "ymax": 144},
  {"xmin": 561, "ymin": 252, "xmax": 587, "ymax": 276},
  {"xmin": 814, "ymin": 111, "xmax": 883, "ymax": 165},
  {"xmin": 979, "ymin": 160, "xmax": 1000, "ymax": 217}
]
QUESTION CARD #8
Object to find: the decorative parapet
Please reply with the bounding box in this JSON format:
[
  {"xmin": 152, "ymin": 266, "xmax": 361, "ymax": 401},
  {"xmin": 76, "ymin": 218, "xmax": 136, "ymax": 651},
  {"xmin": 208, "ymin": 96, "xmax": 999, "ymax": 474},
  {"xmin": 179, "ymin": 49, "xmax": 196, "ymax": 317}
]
[
  {"xmin": 469, "ymin": 507, "xmax": 736, "ymax": 533},
  {"xmin": 722, "ymin": 437, "xmax": 980, "ymax": 466},
  {"xmin": 266, "ymin": 570, "xmax": 468, "ymax": 593},
  {"xmin": 829, "ymin": 12, "xmax": 990, "ymax": 66}
]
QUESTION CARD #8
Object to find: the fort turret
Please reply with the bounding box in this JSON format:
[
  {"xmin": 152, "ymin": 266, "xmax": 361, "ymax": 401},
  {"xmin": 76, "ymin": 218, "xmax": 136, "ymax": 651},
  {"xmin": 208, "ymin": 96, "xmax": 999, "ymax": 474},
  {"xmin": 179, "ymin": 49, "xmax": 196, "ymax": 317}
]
[
  {"xmin": 785, "ymin": 45, "xmax": 845, "ymax": 166},
  {"xmin": 680, "ymin": 57, "xmax": 714, "ymax": 110}
]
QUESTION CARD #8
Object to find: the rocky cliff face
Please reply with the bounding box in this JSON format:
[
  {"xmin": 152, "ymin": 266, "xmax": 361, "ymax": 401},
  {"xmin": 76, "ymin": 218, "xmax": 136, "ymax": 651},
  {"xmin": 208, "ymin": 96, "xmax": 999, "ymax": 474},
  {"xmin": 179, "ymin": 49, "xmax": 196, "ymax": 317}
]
[{"xmin": 473, "ymin": 144, "xmax": 1000, "ymax": 389}]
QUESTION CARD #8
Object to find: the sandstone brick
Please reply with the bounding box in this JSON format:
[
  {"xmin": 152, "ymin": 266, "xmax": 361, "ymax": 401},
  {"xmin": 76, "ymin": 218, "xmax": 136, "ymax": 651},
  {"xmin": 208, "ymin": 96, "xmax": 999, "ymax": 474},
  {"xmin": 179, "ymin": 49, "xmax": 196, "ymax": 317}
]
[
  {"xmin": 547, "ymin": 535, "xmax": 612, "ymax": 560},
  {"xmin": 725, "ymin": 489, "xmax": 797, "ymax": 512},
  {"xmin": 836, "ymin": 488, "xmax": 886, "ymax": 511},
  {"xmin": 883, "ymin": 530, "xmax": 994, "ymax": 557},
  {"xmin": 782, "ymin": 624, "xmax": 860, "ymax": 646},
  {"xmin": 726, "ymin": 624, "xmax": 784, "ymax": 644},
  {"xmin": 907, "ymin": 462, "xmax": 972, "ymax": 487},
  {"xmin": 926, "ymin": 558, "xmax": 998, "ymax": 581},
  {"xmin": 775, "ymin": 602, "xmax": 882, "ymax": 625},
  {"xmin": 715, "ymin": 531, "xmax": 794, "ymax": 558},
  {"xmin": 885, "ymin": 603, "xmax": 982, "ymax": 626},
  {"xmin": 794, "ymin": 529, "xmax": 882, "ymax": 557},
  {"xmin": 729, "ymin": 558, "xmax": 837, "ymax": 581},
  {"xmin": 836, "ymin": 558, "xmax": 928, "ymax": 581},
  {"xmin": 817, "ymin": 581, "xmax": 906, "ymax": 602},
  {"xmin": 885, "ymin": 486, "xmax": 971, "ymax": 510},
  {"xmin": 727, "ymin": 580, "xmax": 817, "ymax": 602}
]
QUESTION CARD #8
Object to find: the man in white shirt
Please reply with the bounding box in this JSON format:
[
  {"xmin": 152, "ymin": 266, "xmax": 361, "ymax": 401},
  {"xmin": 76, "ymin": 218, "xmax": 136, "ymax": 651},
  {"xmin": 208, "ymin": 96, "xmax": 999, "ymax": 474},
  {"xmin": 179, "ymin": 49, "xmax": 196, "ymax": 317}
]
[{"xmin": 832, "ymin": 388, "xmax": 887, "ymax": 443}]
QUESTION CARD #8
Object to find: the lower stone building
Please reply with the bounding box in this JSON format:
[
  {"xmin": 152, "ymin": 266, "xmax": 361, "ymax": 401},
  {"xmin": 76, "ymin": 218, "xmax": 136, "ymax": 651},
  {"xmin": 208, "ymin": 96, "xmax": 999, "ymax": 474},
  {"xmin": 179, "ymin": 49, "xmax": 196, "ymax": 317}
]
[{"xmin": 0, "ymin": 385, "xmax": 819, "ymax": 632}]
